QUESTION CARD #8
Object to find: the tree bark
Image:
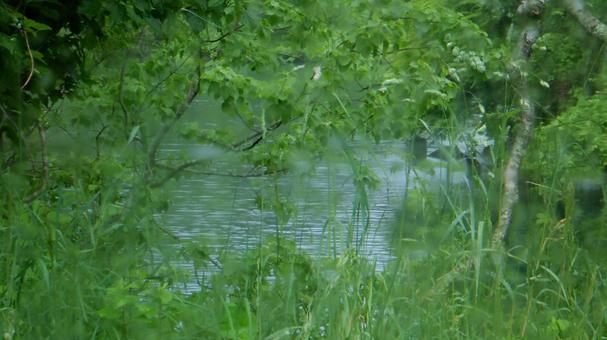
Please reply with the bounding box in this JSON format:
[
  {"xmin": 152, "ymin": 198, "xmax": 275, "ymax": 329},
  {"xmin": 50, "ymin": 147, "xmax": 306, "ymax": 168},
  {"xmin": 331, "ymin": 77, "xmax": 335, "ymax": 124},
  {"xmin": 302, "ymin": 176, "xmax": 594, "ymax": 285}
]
[
  {"xmin": 491, "ymin": 5, "xmax": 543, "ymax": 248},
  {"xmin": 425, "ymin": 1, "xmax": 547, "ymax": 296},
  {"xmin": 562, "ymin": 0, "xmax": 607, "ymax": 41}
]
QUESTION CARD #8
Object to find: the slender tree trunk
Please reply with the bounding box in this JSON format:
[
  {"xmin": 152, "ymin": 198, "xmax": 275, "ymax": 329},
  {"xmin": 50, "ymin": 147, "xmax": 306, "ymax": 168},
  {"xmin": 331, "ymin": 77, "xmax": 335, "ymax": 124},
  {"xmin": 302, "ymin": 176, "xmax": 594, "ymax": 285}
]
[
  {"xmin": 492, "ymin": 0, "xmax": 607, "ymax": 248},
  {"xmin": 491, "ymin": 2, "xmax": 544, "ymax": 248},
  {"xmin": 427, "ymin": 1, "xmax": 547, "ymax": 296}
]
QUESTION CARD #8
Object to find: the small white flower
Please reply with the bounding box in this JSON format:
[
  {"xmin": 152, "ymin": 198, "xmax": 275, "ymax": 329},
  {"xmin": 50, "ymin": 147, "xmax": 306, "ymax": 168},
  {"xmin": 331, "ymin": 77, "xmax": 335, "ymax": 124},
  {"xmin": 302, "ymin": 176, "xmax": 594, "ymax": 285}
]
[
  {"xmin": 539, "ymin": 79, "xmax": 550, "ymax": 88},
  {"xmin": 311, "ymin": 66, "xmax": 322, "ymax": 81},
  {"xmin": 448, "ymin": 67, "xmax": 460, "ymax": 82},
  {"xmin": 292, "ymin": 64, "xmax": 305, "ymax": 71},
  {"xmin": 493, "ymin": 71, "xmax": 506, "ymax": 79},
  {"xmin": 424, "ymin": 89, "xmax": 448, "ymax": 99},
  {"xmin": 470, "ymin": 56, "xmax": 486, "ymax": 72},
  {"xmin": 381, "ymin": 78, "xmax": 403, "ymax": 86}
]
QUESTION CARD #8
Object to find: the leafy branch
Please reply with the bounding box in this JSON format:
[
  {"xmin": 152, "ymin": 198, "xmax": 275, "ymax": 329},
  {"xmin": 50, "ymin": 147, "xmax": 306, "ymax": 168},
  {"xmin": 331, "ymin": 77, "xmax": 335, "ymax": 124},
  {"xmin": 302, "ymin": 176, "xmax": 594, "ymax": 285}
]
[
  {"xmin": 150, "ymin": 161, "xmax": 284, "ymax": 188},
  {"xmin": 231, "ymin": 119, "xmax": 283, "ymax": 151}
]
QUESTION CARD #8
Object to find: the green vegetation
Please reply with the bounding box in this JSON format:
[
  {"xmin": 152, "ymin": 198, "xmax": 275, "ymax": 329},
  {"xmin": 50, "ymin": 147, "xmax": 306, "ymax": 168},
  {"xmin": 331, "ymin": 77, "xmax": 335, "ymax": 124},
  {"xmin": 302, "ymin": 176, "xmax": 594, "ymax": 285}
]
[{"xmin": 1, "ymin": 0, "xmax": 607, "ymax": 338}]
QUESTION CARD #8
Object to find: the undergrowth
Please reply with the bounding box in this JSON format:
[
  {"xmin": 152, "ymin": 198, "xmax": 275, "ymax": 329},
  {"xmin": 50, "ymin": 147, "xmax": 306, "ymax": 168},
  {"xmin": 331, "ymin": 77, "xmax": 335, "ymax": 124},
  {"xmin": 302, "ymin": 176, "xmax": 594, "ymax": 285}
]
[{"xmin": 2, "ymin": 196, "xmax": 605, "ymax": 339}]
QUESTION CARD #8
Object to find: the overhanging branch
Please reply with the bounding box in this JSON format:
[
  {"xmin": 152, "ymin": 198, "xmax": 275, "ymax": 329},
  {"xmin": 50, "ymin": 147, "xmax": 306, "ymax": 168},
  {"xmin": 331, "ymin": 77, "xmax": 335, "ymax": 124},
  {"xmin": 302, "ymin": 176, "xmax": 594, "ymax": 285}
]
[{"xmin": 149, "ymin": 118, "xmax": 286, "ymax": 188}]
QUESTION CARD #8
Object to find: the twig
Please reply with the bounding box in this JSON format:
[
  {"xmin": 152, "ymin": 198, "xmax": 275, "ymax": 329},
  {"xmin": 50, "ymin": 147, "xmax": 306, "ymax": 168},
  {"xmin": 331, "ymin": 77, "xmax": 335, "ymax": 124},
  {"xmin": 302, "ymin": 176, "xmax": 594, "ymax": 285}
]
[
  {"xmin": 147, "ymin": 70, "xmax": 201, "ymax": 178},
  {"xmin": 145, "ymin": 57, "xmax": 191, "ymax": 97},
  {"xmin": 151, "ymin": 158, "xmax": 287, "ymax": 188},
  {"xmin": 155, "ymin": 223, "xmax": 222, "ymax": 269},
  {"xmin": 150, "ymin": 159, "xmax": 208, "ymax": 188},
  {"xmin": 202, "ymin": 24, "xmax": 244, "ymax": 43},
  {"xmin": 20, "ymin": 29, "xmax": 34, "ymax": 90},
  {"xmin": 24, "ymin": 124, "xmax": 49, "ymax": 203},
  {"xmin": 95, "ymin": 125, "xmax": 108, "ymax": 159},
  {"xmin": 149, "ymin": 116, "xmax": 289, "ymax": 187},
  {"xmin": 231, "ymin": 119, "xmax": 283, "ymax": 150},
  {"xmin": 181, "ymin": 168, "xmax": 286, "ymax": 178}
]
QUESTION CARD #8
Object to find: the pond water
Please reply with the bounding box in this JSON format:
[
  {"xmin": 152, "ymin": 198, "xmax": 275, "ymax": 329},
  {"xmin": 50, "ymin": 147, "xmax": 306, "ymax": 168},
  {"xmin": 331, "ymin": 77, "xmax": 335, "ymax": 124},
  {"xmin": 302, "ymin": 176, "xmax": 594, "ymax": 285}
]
[{"xmin": 155, "ymin": 138, "xmax": 467, "ymax": 288}]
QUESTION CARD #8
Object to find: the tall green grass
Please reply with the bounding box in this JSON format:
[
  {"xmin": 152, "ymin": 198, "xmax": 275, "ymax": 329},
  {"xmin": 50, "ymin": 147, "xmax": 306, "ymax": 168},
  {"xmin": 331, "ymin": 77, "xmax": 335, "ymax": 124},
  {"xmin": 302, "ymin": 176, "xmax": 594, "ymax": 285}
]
[
  {"xmin": 2, "ymin": 137, "xmax": 606, "ymax": 339},
  {"xmin": 2, "ymin": 195, "xmax": 606, "ymax": 338}
]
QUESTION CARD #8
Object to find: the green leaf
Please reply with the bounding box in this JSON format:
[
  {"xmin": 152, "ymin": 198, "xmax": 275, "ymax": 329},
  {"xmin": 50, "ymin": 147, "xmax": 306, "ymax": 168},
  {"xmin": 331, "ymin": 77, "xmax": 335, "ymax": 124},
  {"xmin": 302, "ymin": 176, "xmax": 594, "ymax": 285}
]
[
  {"xmin": 127, "ymin": 125, "xmax": 140, "ymax": 145},
  {"xmin": 36, "ymin": 258, "xmax": 50, "ymax": 291},
  {"xmin": 0, "ymin": 35, "xmax": 18, "ymax": 54},
  {"xmin": 22, "ymin": 18, "xmax": 52, "ymax": 31}
]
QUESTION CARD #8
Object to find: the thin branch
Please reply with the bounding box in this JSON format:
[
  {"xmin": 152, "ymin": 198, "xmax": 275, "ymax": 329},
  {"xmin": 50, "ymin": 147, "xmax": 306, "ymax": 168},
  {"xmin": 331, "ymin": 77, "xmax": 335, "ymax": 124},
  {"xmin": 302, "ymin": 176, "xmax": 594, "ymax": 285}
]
[
  {"xmin": 20, "ymin": 29, "xmax": 35, "ymax": 90},
  {"xmin": 151, "ymin": 159, "xmax": 285, "ymax": 188},
  {"xmin": 233, "ymin": 109, "xmax": 258, "ymax": 133},
  {"xmin": 24, "ymin": 124, "xmax": 48, "ymax": 203},
  {"xmin": 150, "ymin": 119, "xmax": 286, "ymax": 188},
  {"xmin": 148, "ymin": 110, "xmax": 288, "ymax": 187},
  {"xmin": 184, "ymin": 168, "xmax": 287, "ymax": 178},
  {"xmin": 145, "ymin": 57, "xmax": 191, "ymax": 98},
  {"xmin": 150, "ymin": 159, "xmax": 208, "ymax": 188},
  {"xmin": 202, "ymin": 24, "xmax": 244, "ymax": 43},
  {"xmin": 232, "ymin": 120, "xmax": 283, "ymax": 151},
  {"xmin": 149, "ymin": 114, "xmax": 297, "ymax": 188},
  {"xmin": 95, "ymin": 125, "xmax": 108, "ymax": 159},
  {"xmin": 118, "ymin": 63, "xmax": 129, "ymax": 138},
  {"xmin": 147, "ymin": 70, "xmax": 201, "ymax": 179},
  {"xmin": 155, "ymin": 223, "xmax": 222, "ymax": 269}
]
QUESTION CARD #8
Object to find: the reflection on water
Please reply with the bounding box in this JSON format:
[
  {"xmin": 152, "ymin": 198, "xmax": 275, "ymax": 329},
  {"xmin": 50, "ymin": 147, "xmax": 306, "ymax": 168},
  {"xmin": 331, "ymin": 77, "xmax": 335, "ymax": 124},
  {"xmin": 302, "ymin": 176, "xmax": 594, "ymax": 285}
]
[{"xmin": 155, "ymin": 139, "xmax": 467, "ymax": 279}]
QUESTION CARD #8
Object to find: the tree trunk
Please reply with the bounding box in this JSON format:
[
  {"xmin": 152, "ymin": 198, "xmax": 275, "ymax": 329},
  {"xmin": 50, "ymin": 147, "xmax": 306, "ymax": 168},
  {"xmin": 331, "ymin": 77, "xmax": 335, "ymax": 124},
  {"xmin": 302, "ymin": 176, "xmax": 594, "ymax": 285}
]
[{"xmin": 491, "ymin": 3, "xmax": 543, "ymax": 248}]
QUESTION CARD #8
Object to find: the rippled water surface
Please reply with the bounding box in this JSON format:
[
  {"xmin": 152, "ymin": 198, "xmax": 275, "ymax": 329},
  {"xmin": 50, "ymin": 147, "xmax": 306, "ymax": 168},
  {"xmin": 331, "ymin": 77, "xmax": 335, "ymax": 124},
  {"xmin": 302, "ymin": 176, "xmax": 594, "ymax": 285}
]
[{"xmin": 156, "ymin": 139, "xmax": 466, "ymax": 277}]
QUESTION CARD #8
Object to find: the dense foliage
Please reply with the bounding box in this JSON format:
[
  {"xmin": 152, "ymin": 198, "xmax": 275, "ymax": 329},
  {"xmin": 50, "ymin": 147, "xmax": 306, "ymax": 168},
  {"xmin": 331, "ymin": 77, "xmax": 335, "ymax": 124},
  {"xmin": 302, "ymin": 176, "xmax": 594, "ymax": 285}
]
[{"xmin": 1, "ymin": 0, "xmax": 606, "ymax": 338}]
